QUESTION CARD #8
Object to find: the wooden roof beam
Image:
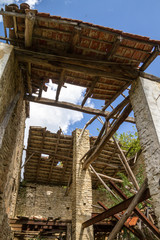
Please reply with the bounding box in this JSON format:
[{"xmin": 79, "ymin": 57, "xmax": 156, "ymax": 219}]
[
  {"xmin": 98, "ymin": 201, "xmax": 144, "ymax": 240},
  {"xmin": 55, "ymin": 70, "xmax": 65, "ymax": 101},
  {"xmin": 25, "ymin": 95, "xmax": 135, "ymax": 123},
  {"xmin": 82, "ymin": 103, "xmax": 132, "ymax": 169},
  {"xmin": 110, "ymin": 181, "xmax": 160, "ymax": 239},
  {"xmin": 27, "ymin": 63, "xmax": 32, "ymax": 95},
  {"xmin": 25, "ymin": 9, "xmax": 36, "ymax": 48},
  {"xmin": 48, "ymin": 129, "xmax": 62, "ymax": 181},
  {"xmin": 36, "ymin": 127, "xmax": 46, "ymax": 181},
  {"xmin": 108, "ymin": 179, "xmax": 148, "ymax": 240},
  {"xmin": 15, "ymin": 48, "xmax": 138, "ymax": 81},
  {"xmin": 82, "ymin": 186, "xmax": 150, "ymax": 228},
  {"xmin": 106, "ymin": 36, "xmax": 122, "ymax": 60},
  {"xmin": 68, "ymin": 26, "xmax": 81, "ymax": 53},
  {"xmin": 81, "ymin": 77, "xmax": 99, "ymax": 107},
  {"xmin": 140, "ymin": 45, "xmax": 160, "ymax": 71}
]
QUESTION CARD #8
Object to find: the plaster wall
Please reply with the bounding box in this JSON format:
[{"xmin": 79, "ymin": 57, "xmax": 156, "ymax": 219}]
[{"xmin": 0, "ymin": 42, "xmax": 26, "ymax": 239}]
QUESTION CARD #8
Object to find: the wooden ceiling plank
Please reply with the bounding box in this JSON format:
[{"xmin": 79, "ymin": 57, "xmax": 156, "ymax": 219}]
[
  {"xmin": 48, "ymin": 129, "xmax": 62, "ymax": 181},
  {"xmin": 81, "ymin": 77, "xmax": 99, "ymax": 107},
  {"xmin": 36, "ymin": 127, "xmax": 46, "ymax": 181},
  {"xmin": 106, "ymin": 36, "xmax": 122, "ymax": 60},
  {"xmin": 140, "ymin": 45, "xmax": 160, "ymax": 71}
]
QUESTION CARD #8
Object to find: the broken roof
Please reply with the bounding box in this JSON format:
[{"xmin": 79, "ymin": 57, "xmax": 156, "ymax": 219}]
[
  {"xmin": 24, "ymin": 127, "xmax": 125, "ymax": 187},
  {"xmin": 0, "ymin": 3, "xmax": 160, "ymax": 105}
]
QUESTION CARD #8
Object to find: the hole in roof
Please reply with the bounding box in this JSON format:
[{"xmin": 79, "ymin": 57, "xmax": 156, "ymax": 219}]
[
  {"xmin": 41, "ymin": 153, "xmax": 49, "ymax": 159},
  {"xmin": 56, "ymin": 161, "xmax": 63, "ymax": 168}
]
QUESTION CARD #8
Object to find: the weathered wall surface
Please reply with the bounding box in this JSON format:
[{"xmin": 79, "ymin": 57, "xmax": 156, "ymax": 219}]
[
  {"xmin": 0, "ymin": 42, "xmax": 26, "ymax": 239},
  {"xmin": 130, "ymin": 77, "xmax": 160, "ymax": 228},
  {"xmin": 72, "ymin": 129, "xmax": 93, "ymax": 239},
  {"xmin": 16, "ymin": 184, "xmax": 72, "ymax": 219},
  {"xmin": 15, "ymin": 183, "xmax": 111, "ymax": 219}
]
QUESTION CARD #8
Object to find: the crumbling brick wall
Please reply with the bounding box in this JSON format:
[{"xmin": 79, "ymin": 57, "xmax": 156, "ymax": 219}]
[{"xmin": 0, "ymin": 43, "xmax": 26, "ymax": 240}]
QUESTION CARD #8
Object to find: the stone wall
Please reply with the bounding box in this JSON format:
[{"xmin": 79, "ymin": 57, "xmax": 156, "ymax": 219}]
[
  {"xmin": 0, "ymin": 43, "xmax": 26, "ymax": 239},
  {"xmin": 130, "ymin": 77, "xmax": 160, "ymax": 228},
  {"xmin": 15, "ymin": 183, "xmax": 112, "ymax": 220}
]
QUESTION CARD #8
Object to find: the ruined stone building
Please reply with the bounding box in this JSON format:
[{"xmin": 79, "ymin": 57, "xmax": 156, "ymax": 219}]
[{"xmin": 0, "ymin": 3, "xmax": 160, "ymax": 240}]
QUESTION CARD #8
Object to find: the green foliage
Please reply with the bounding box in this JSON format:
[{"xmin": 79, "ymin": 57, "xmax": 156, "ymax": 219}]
[
  {"xmin": 116, "ymin": 172, "xmax": 133, "ymax": 198},
  {"xmin": 98, "ymin": 185, "xmax": 122, "ymax": 208},
  {"xmin": 115, "ymin": 127, "xmax": 141, "ymax": 157}
]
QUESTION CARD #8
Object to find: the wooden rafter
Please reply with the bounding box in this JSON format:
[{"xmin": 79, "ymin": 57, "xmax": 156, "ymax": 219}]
[
  {"xmin": 102, "ymin": 82, "xmax": 130, "ymax": 111},
  {"xmin": 56, "ymin": 70, "xmax": 65, "ymax": 101},
  {"xmin": 27, "ymin": 62, "xmax": 32, "ymax": 95},
  {"xmin": 106, "ymin": 36, "xmax": 122, "ymax": 60},
  {"xmin": 68, "ymin": 26, "xmax": 81, "ymax": 53},
  {"xmin": 48, "ymin": 129, "xmax": 62, "ymax": 181},
  {"xmin": 25, "ymin": 95, "xmax": 135, "ymax": 123},
  {"xmin": 15, "ymin": 48, "xmax": 138, "ymax": 81},
  {"xmin": 82, "ymin": 187, "xmax": 150, "ymax": 228},
  {"xmin": 83, "ymin": 103, "xmax": 132, "ymax": 169},
  {"xmin": 25, "ymin": 9, "xmax": 36, "ymax": 48},
  {"xmin": 81, "ymin": 77, "xmax": 99, "ymax": 107},
  {"xmin": 140, "ymin": 45, "xmax": 160, "ymax": 71},
  {"xmin": 36, "ymin": 128, "xmax": 46, "ymax": 181},
  {"xmin": 110, "ymin": 181, "xmax": 160, "ymax": 239},
  {"xmin": 98, "ymin": 201, "xmax": 144, "ymax": 240}
]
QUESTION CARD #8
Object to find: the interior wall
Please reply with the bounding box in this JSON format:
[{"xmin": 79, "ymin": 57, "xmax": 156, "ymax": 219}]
[
  {"xmin": 15, "ymin": 183, "xmax": 112, "ymax": 220},
  {"xmin": 0, "ymin": 42, "xmax": 26, "ymax": 240}
]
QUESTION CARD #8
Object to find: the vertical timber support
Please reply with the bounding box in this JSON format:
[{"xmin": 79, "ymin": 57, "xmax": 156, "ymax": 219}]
[
  {"xmin": 130, "ymin": 77, "xmax": 160, "ymax": 228},
  {"xmin": 72, "ymin": 129, "xmax": 94, "ymax": 240}
]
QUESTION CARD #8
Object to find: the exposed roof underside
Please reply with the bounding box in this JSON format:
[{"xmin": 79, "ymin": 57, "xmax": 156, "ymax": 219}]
[
  {"xmin": 24, "ymin": 127, "xmax": 125, "ymax": 187},
  {"xmin": 0, "ymin": 4, "xmax": 160, "ymax": 105}
]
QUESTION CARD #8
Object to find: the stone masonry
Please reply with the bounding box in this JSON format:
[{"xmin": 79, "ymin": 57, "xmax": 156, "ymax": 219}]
[
  {"xmin": 72, "ymin": 129, "xmax": 94, "ymax": 240},
  {"xmin": 0, "ymin": 42, "xmax": 26, "ymax": 240},
  {"xmin": 130, "ymin": 77, "xmax": 160, "ymax": 228}
]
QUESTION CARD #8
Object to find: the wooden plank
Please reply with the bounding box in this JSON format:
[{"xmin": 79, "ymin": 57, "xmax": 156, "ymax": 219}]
[
  {"xmin": 90, "ymin": 165, "xmax": 118, "ymax": 199},
  {"xmin": 56, "ymin": 70, "xmax": 65, "ymax": 101},
  {"xmin": 83, "ymin": 103, "xmax": 132, "ymax": 169},
  {"xmin": 82, "ymin": 187, "xmax": 150, "ymax": 228},
  {"xmin": 140, "ymin": 46, "xmax": 160, "ymax": 71},
  {"xmin": 36, "ymin": 128, "xmax": 46, "ymax": 181},
  {"xmin": 15, "ymin": 48, "xmax": 138, "ymax": 81},
  {"xmin": 27, "ymin": 62, "xmax": 32, "ymax": 95},
  {"xmin": 48, "ymin": 129, "xmax": 62, "ymax": 181},
  {"xmin": 81, "ymin": 77, "xmax": 99, "ymax": 107},
  {"xmin": 98, "ymin": 201, "xmax": 144, "ymax": 240},
  {"xmin": 0, "ymin": 92, "xmax": 20, "ymax": 148},
  {"xmin": 108, "ymin": 179, "xmax": 148, "ymax": 240},
  {"xmin": 25, "ymin": 10, "xmax": 36, "ymax": 48},
  {"xmin": 25, "ymin": 95, "xmax": 135, "ymax": 123},
  {"xmin": 106, "ymin": 36, "xmax": 122, "ymax": 60},
  {"xmin": 110, "ymin": 181, "xmax": 160, "ymax": 239},
  {"xmin": 112, "ymin": 135, "xmax": 139, "ymax": 190},
  {"xmin": 68, "ymin": 27, "xmax": 81, "ymax": 53}
]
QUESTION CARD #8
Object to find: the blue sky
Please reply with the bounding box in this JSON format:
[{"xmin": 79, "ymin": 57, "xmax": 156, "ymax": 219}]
[{"xmin": 0, "ymin": 0, "xmax": 160, "ymax": 139}]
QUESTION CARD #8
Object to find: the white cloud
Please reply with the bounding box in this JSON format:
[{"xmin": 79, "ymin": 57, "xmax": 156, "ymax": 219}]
[
  {"xmin": 24, "ymin": 0, "xmax": 41, "ymax": 8},
  {"xmin": 0, "ymin": 0, "xmax": 41, "ymax": 22},
  {"xmin": 24, "ymin": 83, "xmax": 89, "ymax": 147}
]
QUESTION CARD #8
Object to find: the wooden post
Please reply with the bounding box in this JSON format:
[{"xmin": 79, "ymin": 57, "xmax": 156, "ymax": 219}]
[{"xmin": 25, "ymin": 9, "xmax": 36, "ymax": 48}]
